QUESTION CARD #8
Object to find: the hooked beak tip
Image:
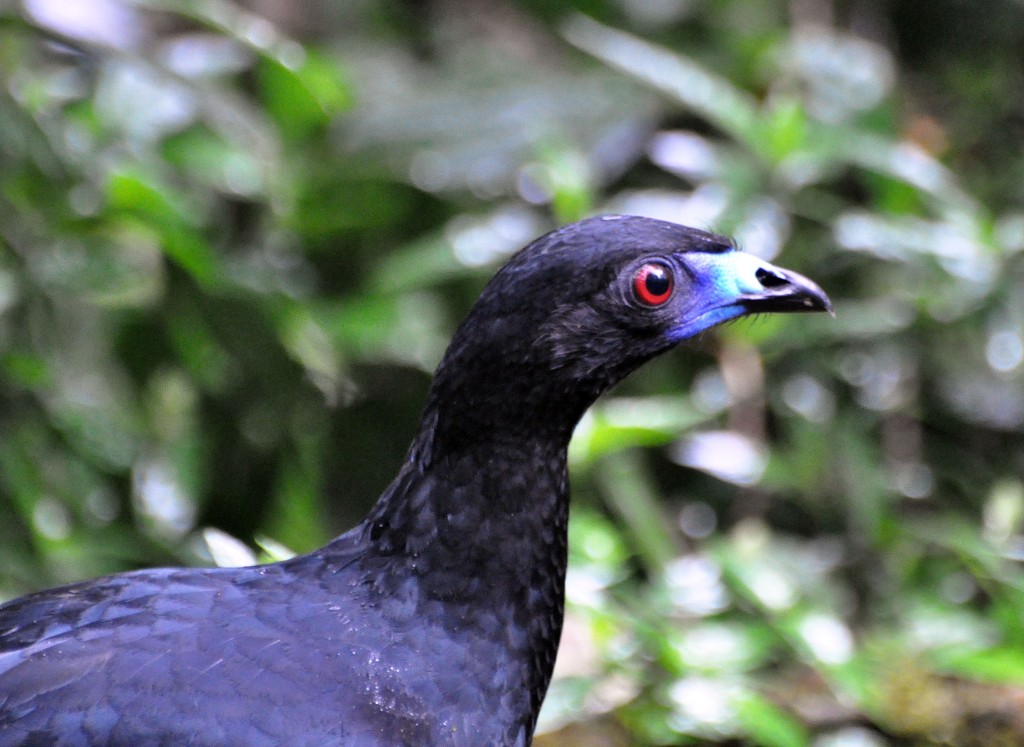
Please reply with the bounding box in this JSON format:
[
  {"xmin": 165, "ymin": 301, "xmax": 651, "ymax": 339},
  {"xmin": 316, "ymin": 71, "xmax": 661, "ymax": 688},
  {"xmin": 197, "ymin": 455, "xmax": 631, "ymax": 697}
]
[{"xmin": 745, "ymin": 267, "xmax": 833, "ymax": 317}]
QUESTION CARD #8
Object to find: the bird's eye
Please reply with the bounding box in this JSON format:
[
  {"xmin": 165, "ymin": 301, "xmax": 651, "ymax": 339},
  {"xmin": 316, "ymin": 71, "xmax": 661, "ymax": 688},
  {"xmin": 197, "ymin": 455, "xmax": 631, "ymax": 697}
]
[{"xmin": 632, "ymin": 262, "xmax": 674, "ymax": 307}]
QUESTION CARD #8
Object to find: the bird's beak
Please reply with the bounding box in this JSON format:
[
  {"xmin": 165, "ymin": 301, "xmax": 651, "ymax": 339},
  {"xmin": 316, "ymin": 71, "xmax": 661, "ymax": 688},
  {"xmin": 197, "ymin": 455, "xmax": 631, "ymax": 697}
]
[
  {"xmin": 738, "ymin": 264, "xmax": 833, "ymax": 316},
  {"xmin": 665, "ymin": 250, "xmax": 832, "ymax": 343},
  {"xmin": 689, "ymin": 250, "xmax": 833, "ymax": 317}
]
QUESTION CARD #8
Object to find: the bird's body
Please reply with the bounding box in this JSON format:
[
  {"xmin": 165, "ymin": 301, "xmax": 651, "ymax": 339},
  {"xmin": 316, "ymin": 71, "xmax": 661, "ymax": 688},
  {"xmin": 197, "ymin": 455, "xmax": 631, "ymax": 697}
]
[
  {"xmin": 0, "ymin": 216, "xmax": 830, "ymax": 746},
  {"xmin": 1, "ymin": 454, "xmax": 563, "ymax": 746}
]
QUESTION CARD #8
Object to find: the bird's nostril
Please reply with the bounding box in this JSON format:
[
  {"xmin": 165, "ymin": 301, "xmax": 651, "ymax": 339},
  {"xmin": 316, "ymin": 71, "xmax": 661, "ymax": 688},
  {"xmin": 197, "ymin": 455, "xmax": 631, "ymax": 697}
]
[{"xmin": 755, "ymin": 267, "xmax": 789, "ymax": 288}]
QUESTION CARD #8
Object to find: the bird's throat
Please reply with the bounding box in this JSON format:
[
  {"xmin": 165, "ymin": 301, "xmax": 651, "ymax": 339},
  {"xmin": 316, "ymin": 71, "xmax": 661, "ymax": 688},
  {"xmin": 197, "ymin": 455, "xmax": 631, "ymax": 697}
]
[{"xmin": 361, "ymin": 435, "xmax": 571, "ymax": 719}]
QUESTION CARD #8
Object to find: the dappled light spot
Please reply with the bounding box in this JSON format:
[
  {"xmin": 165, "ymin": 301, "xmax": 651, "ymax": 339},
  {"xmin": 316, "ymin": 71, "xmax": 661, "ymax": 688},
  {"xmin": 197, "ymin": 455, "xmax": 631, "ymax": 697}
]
[
  {"xmin": 648, "ymin": 131, "xmax": 719, "ymax": 181},
  {"xmin": 678, "ymin": 501, "xmax": 717, "ymax": 540},
  {"xmin": 409, "ymin": 150, "xmax": 453, "ymax": 193},
  {"xmin": 782, "ymin": 374, "xmax": 835, "ymax": 423},
  {"xmin": 892, "ymin": 462, "xmax": 934, "ymax": 499},
  {"xmin": 32, "ymin": 497, "xmax": 72, "ymax": 541},
  {"xmin": 131, "ymin": 458, "xmax": 196, "ymax": 540},
  {"xmin": 24, "ymin": 0, "xmax": 142, "ymax": 49},
  {"xmin": 671, "ymin": 430, "xmax": 766, "ymax": 486},
  {"xmin": 446, "ymin": 209, "xmax": 542, "ymax": 267},
  {"xmin": 986, "ymin": 328, "xmax": 1024, "ymax": 373},
  {"xmin": 664, "ymin": 555, "xmax": 729, "ymax": 616},
  {"xmin": 797, "ymin": 613, "xmax": 853, "ymax": 666},
  {"xmin": 692, "ymin": 368, "xmax": 731, "ymax": 413},
  {"xmin": 667, "ymin": 676, "xmax": 739, "ymax": 733},
  {"xmin": 200, "ymin": 528, "xmax": 258, "ymax": 568},
  {"xmin": 814, "ymin": 726, "xmax": 887, "ymax": 747}
]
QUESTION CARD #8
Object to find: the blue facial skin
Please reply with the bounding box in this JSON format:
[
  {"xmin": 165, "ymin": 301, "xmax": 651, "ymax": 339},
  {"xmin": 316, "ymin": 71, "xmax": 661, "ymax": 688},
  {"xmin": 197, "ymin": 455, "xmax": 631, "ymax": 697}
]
[{"xmin": 665, "ymin": 249, "xmax": 806, "ymax": 343}]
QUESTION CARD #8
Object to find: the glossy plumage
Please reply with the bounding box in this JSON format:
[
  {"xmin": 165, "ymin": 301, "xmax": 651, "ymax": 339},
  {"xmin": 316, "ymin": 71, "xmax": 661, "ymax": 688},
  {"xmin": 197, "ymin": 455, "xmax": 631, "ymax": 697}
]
[{"xmin": 0, "ymin": 216, "xmax": 830, "ymax": 746}]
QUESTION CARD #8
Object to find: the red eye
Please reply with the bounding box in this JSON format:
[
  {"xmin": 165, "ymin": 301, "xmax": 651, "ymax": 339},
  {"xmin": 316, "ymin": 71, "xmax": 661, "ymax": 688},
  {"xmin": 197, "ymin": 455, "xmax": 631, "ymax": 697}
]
[{"xmin": 633, "ymin": 262, "xmax": 674, "ymax": 306}]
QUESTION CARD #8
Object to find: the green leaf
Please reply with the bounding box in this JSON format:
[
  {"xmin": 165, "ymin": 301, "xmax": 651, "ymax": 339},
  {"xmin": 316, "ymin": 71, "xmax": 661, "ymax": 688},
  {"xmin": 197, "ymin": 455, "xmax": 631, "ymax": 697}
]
[
  {"xmin": 2, "ymin": 353, "xmax": 50, "ymax": 388},
  {"xmin": 765, "ymin": 98, "xmax": 807, "ymax": 162},
  {"xmin": 160, "ymin": 225, "xmax": 220, "ymax": 287},
  {"xmin": 594, "ymin": 450, "xmax": 678, "ymax": 572},
  {"xmin": 569, "ymin": 395, "xmax": 709, "ymax": 466},
  {"xmin": 260, "ymin": 52, "xmax": 351, "ymax": 141},
  {"xmin": 106, "ymin": 169, "xmax": 195, "ymax": 226},
  {"xmin": 735, "ymin": 694, "xmax": 809, "ymax": 747},
  {"xmin": 933, "ymin": 646, "xmax": 1024, "ymax": 684},
  {"xmin": 105, "ymin": 169, "xmax": 220, "ymax": 285},
  {"xmin": 263, "ymin": 455, "xmax": 328, "ymax": 553},
  {"xmin": 562, "ymin": 15, "xmax": 762, "ymax": 149}
]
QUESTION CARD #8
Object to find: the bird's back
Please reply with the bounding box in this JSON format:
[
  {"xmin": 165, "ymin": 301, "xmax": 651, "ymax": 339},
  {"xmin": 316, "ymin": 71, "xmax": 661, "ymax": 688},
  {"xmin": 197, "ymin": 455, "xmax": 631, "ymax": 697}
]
[{"xmin": 0, "ymin": 514, "xmax": 536, "ymax": 746}]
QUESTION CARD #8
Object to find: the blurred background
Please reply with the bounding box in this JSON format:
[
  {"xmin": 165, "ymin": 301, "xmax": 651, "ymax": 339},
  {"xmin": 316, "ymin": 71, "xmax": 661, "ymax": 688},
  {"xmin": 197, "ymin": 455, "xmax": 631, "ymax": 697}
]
[{"xmin": 1, "ymin": 0, "xmax": 1024, "ymax": 744}]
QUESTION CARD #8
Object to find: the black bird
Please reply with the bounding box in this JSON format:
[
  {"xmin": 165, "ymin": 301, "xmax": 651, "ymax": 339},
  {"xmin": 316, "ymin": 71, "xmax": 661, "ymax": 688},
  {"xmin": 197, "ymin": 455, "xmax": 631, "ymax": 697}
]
[{"xmin": 0, "ymin": 216, "xmax": 830, "ymax": 747}]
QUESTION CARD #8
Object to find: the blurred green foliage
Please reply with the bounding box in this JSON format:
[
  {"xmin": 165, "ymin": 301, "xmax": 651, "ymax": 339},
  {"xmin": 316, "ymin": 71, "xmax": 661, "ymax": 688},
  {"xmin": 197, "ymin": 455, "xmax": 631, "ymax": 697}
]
[{"xmin": 2, "ymin": 1, "xmax": 1024, "ymax": 745}]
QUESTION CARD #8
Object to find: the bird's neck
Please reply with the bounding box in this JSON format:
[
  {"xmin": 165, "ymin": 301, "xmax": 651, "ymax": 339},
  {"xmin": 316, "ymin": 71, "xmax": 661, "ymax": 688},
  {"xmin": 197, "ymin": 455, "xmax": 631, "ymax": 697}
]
[
  {"xmin": 356, "ymin": 431, "xmax": 571, "ymax": 724},
  {"xmin": 328, "ymin": 345, "xmax": 599, "ymax": 723},
  {"xmin": 365, "ymin": 432, "xmax": 571, "ymax": 589},
  {"xmin": 408, "ymin": 359, "xmax": 602, "ymax": 470}
]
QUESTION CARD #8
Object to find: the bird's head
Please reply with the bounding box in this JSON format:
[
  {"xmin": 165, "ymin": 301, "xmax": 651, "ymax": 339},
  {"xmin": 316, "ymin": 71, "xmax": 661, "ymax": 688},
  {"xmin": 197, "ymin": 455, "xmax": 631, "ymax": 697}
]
[{"xmin": 419, "ymin": 215, "xmax": 831, "ymax": 459}]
